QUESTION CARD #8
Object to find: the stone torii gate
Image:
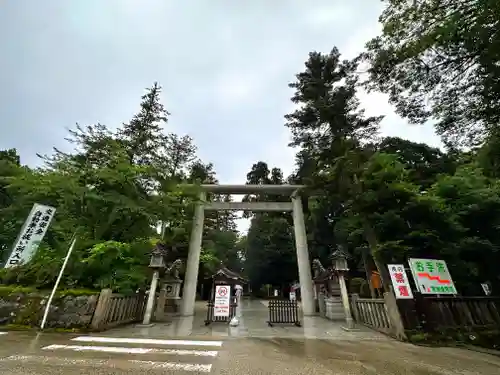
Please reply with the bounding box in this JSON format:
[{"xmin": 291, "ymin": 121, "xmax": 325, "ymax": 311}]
[{"xmin": 180, "ymin": 184, "xmax": 316, "ymax": 317}]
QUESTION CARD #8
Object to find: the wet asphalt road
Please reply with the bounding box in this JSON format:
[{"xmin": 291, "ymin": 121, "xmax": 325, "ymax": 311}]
[{"xmin": 0, "ymin": 331, "xmax": 499, "ymax": 374}]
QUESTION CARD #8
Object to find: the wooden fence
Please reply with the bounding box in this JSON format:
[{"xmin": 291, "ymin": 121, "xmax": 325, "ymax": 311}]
[
  {"xmin": 351, "ymin": 296, "xmax": 391, "ymax": 334},
  {"xmin": 351, "ymin": 293, "xmax": 406, "ymax": 339},
  {"xmin": 267, "ymin": 299, "xmax": 301, "ymax": 327},
  {"xmin": 351, "ymin": 293, "xmax": 500, "ymax": 340},
  {"xmin": 400, "ymin": 296, "xmax": 500, "ymax": 333},
  {"xmin": 90, "ymin": 289, "xmax": 145, "ymax": 331},
  {"xmin": 204, "ymin": 301, "xmax": 237, "ymax": 325}
]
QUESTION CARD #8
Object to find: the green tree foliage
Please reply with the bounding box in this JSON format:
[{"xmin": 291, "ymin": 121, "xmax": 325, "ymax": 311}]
[
  {"xmin": 377, "ymin": 137, "xmax": 456, "ymax": 189},
  {"xmin": 284, "ymin": 48, "xmax": 388, "ymax": 284},
  {"xmin": 0, "ymin": 83, "xmax": 241, "ymax": 293},
  {"xmin": 246, "ymin": 215, "xmax": 297, "ymax": 291},
  {"xmin": 0, "ymin": 149, "xmax": 22, "ymax": 258},
  {"xmin": 363, "ymin": 0, "xmax": 500, "ymax": 146},
  {"xmin": 240, "ymin": 161, "xmax": 298, "ymax": 288},
  {"xmin": 244, "ymin": 44, "xmax": 500, "ymax": 296},
  {"xmin": 3, "ymin": 23, "xmax": 500, "ymax": 299}
]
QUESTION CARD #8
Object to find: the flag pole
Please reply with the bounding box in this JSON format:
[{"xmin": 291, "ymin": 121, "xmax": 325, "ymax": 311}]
[{"xmin": 40, "ymin": 234, "xmax": 78, "ymax": 330}]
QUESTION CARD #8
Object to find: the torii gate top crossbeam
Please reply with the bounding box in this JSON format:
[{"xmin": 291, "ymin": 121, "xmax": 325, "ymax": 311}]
[{"xmin": 199, "ymin": 184, "xmax": 306, "ymax": 195}]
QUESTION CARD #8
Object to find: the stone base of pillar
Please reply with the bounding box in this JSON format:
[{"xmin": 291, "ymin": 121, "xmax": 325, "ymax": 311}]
[
  {"xmin": 155, "ymin": 279, "xmax": 183, "ymax": 321},
  {"xmin": 166, "ymin": 279, "xmax": 183, "ymax": 316},
  {"xmin": 325, "ymin": 297, "xmax": 345, "ymax": 320},
  {"xmin": 155, "ymin": 288, "xmax": 167, "ymax": 321},
  {"xmin": 165, "ymin": 297, "xmax": 181, "ymax": 314}
]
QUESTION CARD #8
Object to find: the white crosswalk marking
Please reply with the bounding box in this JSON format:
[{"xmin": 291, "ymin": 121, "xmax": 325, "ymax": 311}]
[
  {"xmin": 71, "ymin": 336, "xmax": 224, "ymax": 347},
  {"xmin": 0, "ymin": 355, "xmax": 213, "ymax": 372},
  {"xmin": 43, "ymin": 344, "xmax": 219, "ymax": 356},
  {"xmin": 0, "ymin": 335, "xmax": 223, "ymax": 372}
]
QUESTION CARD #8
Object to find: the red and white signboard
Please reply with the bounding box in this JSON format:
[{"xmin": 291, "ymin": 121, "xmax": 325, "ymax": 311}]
[
  {"xmin": 214, "ymin": 285, "xmax": 231, "ymax": 317},
  {"xmin": 388, "ymin": 264, "xmax": 414, "ymax": 299}
]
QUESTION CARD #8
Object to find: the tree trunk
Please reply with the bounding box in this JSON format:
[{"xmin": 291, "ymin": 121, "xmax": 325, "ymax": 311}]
[
  {"xmin": 361, "ymin": 246, "xmax": 377, "ymax": 298},
  {"xmin": 352, "ymin": 173, "xmax": 391, "ymax": 293},
  {"xmin": 362, "ymin": 220, "xmax": 391, "ymax": 293}
]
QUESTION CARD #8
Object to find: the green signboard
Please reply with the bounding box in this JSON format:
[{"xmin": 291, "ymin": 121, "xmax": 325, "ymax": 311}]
[{"xmin": 408, "ymin": 258, "xmax": 457, "ymax": 295}]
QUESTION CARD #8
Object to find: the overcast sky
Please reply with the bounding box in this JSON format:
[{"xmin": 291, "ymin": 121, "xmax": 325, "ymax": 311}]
[{"xmin": 0, "ymin": 0, "xmax": 441, "ymax": 232}]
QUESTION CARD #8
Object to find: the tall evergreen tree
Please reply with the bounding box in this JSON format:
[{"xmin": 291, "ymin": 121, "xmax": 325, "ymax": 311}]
[
  {"xmin": 162, "ymin": 133, "xmax": 197, "ymax": 181},
  {"xmin": 285, "ymin": 48, "xmax": 387, "ymax": 286},
  {"xmin": 119, "ymin": 82, "xmax": 170, "ymax": 167},
  {"xmin": 285, "ymin": 48, "xmax": 381, "ymax": 163}
]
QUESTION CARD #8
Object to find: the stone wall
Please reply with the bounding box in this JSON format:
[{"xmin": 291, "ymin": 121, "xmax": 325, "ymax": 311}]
[{"xmin": 0, "ymin": 286, "xmax": 99, "ymax": 329}]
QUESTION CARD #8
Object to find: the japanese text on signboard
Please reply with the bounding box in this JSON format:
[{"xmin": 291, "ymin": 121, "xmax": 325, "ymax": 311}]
[
  {"xmin": 408, "ymin": 258, "xmax": 457, "ymax": 295},
  {"xmin": 387, "ymin": 264, "xmax": 413, "ymax": 299},
  {"xmin": 214, "ymin": 285, "xmax": 231, "ymax": 317},
  {"xmin": 4, "ymin": 204, "xmax": 56, "ymax": 268}
]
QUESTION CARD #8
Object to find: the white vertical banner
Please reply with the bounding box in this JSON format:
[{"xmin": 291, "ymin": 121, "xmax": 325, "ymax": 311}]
[
  {"xmin": 4, "ymin": 203, "xmax": 56, "ymax": 268},
  {"xmin": 388, "ymin": 264, "xmax": 414, "ymax": 299}
]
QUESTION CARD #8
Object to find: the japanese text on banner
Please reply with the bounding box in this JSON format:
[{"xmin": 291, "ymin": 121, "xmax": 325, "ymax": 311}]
[
  {"xmin": 388, "ymin": 264, "xmax": 413, "ymax": 299},
  {"xmin": 4, "ymin": 204, "xmax": 56, "ymax": 268}
]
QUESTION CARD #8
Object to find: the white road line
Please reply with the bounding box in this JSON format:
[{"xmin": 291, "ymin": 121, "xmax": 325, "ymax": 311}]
[
  {"xmin": 71, "ymin": 336, "xmax": 223, "ymax": 347},
  {"xmin": 43, "ymin": 344, "xmax": 218, "ymax": 357},
  {"xmin": 0, "ymin": 355, "xmax": 212, "ymax": 372},
  {"xmin": 0, "ymin": 332, "xmax": 7, "ymax": 335}
]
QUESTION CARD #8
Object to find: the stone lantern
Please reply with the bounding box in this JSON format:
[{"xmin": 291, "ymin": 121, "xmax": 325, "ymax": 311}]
[
  {"xmin": 149, "ymin": 245, "xmax": 166, "ymax": 268},
  {"xmin": 142, "ymin": 243, "xmax": 167, "ymax": 326},
  {"xmin": 330, "ymin": 245, "xmax": 355, "ymax": 330},
  {"xmin": 331, "ymin": 247, "xmax": 349, "ymax": 272},
  {"xmin": 155, "ymin": 247, "xmax": 184, "ymax": 320}
]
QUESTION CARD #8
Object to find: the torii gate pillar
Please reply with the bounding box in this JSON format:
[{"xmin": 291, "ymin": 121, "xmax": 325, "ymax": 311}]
[
  {"xmin": 180, "ymin": 184, "xmax": 316, "ymax": 317},
  {"xmin": 291, "ymin": 191, "xmax": 315, "ymax": 316}
]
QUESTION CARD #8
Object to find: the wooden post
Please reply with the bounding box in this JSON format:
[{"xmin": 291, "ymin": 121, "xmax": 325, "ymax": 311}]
[
  {"xmin": 360, "ymin": 247, "xmax": 376, "ymax": 299},
  {"xmin": 135, "ymin": 290, "xmax": 146, "ymax": 321},
  {"xmin": 90, "ymin": 289, "xmax": 112, "ymax": 331},
  {"xmin": 351, "ymin": 293, "xmax": 360, "ymax": 322}
]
